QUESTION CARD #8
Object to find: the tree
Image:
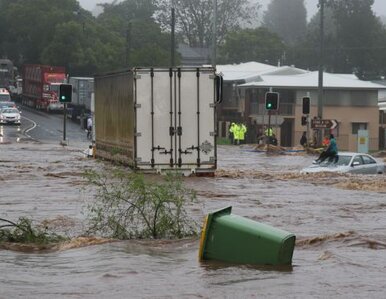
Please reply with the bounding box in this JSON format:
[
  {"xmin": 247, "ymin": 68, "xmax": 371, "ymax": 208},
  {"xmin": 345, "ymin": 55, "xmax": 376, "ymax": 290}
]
[
  {"xmin": 219, "ymin": 27, "xmax": 285, "ymax": 64},
  {"xmin": 289, "ymin": 0, "xmax": 386, "ymax": 78},
  {"xmin": 328, "ymin": 0, "xmax": 386, "ymax": 77},
  {"xmin": 0, "ymin": 0, "xmax": 82, "ymax": 65},
  {"xmin": 155, "ymin": 0, "xmax": 259, "ymax": 48},
  {"xmin": 286, "ymin": 5, "xmax": 337, "ymax": 70},
  {"xmin": 97, "ymin": 0, "xmax": 172, "ymax": 67},
  {"xmin": 0, "ymin": 0, "xmax": 170, "ymax": 75},
  {"xmin": 41, "ymin": 20, "xmax": 125, "ymax": 75},
  {"xmin": 263, "ymin": 0, "xmax": 307, "ymax": 46}
]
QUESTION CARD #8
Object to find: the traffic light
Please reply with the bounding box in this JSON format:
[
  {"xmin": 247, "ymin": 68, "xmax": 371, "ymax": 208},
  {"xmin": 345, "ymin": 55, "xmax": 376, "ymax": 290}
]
[
  {"xmin": 59, "ymin": 84, "xmax": 72, "ymax": 103},
  {"xmin": 302, "ymin": 96, "xmax": 310, "ymax": 114},
  {"xmin": 301, "ymin": 116, "xmax": 307, "ymax": 126},
  {"xmin": 265, "ymin": 92, "xmax": 279, "ymax": 110}
]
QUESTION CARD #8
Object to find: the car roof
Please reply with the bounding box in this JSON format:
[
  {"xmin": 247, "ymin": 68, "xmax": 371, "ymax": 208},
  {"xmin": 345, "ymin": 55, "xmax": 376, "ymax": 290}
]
[{"xmin": 338, "ymin": 152, "xmax": 373, "ymax": 157}]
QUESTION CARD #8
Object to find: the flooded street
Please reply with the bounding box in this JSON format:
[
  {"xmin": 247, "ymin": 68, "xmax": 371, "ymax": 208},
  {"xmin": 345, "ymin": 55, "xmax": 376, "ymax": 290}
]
[{"xmin": 1, "ymin": 141, "xmax": 386, "ymax": 298}]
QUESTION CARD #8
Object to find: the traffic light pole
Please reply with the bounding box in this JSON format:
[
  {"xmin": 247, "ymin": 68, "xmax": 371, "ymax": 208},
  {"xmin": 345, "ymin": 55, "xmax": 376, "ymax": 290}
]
[
  {"xmin": 267, "ymin": 110, "xmax": 271, "ymax": 153},
  {"xmin": 62, "ymin": 103, "xmax": 67, "ymax": 146},
  {"xmin": 59, "ymin": 83, "xmax": 72, "ymax": 146}
]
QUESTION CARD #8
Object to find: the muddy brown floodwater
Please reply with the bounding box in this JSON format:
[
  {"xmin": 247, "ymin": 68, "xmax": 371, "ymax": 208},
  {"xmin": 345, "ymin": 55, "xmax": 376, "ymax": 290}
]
[{"xmin": 1, "ymin": 142, "xmax": 386, "ymax": 298}]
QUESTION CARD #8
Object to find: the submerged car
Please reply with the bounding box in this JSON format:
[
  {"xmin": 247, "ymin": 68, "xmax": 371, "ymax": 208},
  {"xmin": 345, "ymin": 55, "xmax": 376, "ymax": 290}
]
[
  {"xmin": 301, "ymin": 152, "xmax": 385, "ymax": 175},
  {"xmin": 0, "ymin": 107, "xmax": 21, "ymax": 125}
]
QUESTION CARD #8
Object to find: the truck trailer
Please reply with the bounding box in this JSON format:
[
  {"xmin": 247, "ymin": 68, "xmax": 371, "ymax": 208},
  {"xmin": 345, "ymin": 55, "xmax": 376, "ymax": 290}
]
[
  {"xmin": 95, "ymin": 67, "xmax": 222, "ymax": 175},
  {"xmin": 66, "ymin": 77, "xmax": 94, "ymax": 122},
  {"xmin": 22, "ymin": 64, "xmax": 66, "ymax": 111}
]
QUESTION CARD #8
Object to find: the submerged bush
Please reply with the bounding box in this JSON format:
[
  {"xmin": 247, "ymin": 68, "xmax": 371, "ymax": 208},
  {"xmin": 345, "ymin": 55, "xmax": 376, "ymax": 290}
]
[
  {"xmin": 85, "ymin": 170, "xmax": 199, "ymax": 239},
  {"xmin": 0, "ymin": 217, "xmax": 67, "ymax": 244}
]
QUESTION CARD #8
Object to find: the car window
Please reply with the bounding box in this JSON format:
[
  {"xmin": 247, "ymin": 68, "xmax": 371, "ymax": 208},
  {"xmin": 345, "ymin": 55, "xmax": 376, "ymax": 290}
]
[
  {"xmin": 334, "ymin": 155, "xmax": 352, "ymax": 166},
  {"xmin": 318, "ymin": 155, "xmax": 350, "ymax": 167},
  {"xmin": 352, "ymin": 155, "xmax": 364, "ymax": 165},
  {"xmin": 0, "ymin": 94, "xmax": 11, "ymax": 101},
  {"xmin": 362, "ymin": 155, "xmax": 376, "ymax": 164},
  {"xmin": 2, "ymin": 108, "xmax": 18, "ymax": 113},
  {"xmin": 0, "ymin": 101, "xmax": 15, "ymax": 108}
]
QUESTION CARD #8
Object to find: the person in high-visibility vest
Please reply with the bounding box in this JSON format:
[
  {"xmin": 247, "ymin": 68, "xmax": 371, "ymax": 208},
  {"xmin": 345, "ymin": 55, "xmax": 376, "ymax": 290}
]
[
  {"xmin": 233, "ymin": 123, "xmax": 241, "ymax": 144},
  {"xmin": 265, "ymin": 127, "xmax": 273, "ymax": 137},
  {"xmin": 229, "ymin": 122, "xmax": 237, "ymax": 144},
  {"xmin": 238, "ymin": 123, "xmax": 247, "ymax": 144}
]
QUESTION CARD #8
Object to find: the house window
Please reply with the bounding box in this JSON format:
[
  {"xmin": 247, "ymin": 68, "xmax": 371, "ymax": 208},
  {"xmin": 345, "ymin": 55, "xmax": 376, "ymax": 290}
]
[{"xmin": 352, "ymin": 123, "xmax": 367, "ymax": 134}]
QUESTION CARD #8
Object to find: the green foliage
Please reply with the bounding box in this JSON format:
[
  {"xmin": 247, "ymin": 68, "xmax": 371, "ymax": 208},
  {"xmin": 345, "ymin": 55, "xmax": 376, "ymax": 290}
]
[
  {"xmin": 85, "ymin": 170, "xmax": 198, "ymax": 239},
  {"xmin": 287, "ymin": 0, "xmax": 386, "ymax": 78},
  {"xmin": 0, "ymin": 0, "xmax": 171, "ymax": 75},
  {"xmin": 219, "ymin": 28, "xmax": 285, "ymax": 64},
  {"xmin": 98, "ymin": 0, "xmax": 155, "ymax": 30},
  {"xmin": 155, "ymin": 0, "xmax": 259, "ymax": 47},
  {"xmin": 0, "ymin": 0, "xmax": 81, "ymax": 64},
  {"xmin": 0, "ymin": 217, "xmax": 67, "ymax": 244}
]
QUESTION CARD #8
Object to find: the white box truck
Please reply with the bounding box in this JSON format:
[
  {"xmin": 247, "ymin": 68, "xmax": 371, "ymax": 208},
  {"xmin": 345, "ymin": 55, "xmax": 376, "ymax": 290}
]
[
  {"xmin": 67, "ymin": 77, "xmax": 94, "ymax": 122},
  {"xmin": 94, "ymin": 67, "xmax": 222, "ymax": 175}
]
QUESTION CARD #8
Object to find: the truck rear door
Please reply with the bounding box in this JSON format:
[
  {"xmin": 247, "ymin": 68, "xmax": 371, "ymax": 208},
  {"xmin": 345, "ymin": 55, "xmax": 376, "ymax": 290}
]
[{"xmin": 134, "ymin": 68, "xmax": 216, "ymax": 173}]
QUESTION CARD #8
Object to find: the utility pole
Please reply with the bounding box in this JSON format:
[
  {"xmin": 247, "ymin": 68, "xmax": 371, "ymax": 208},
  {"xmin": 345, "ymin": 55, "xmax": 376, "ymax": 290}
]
[
  {"xmin": 212, "ymin": 0, "xmax": 217, "ymax": 68},
  {"xmin": 171, "ymin": 0, "xmax": 176, "ymax": 67},
  {"xmin": 318, "ymin": 0, "xmax": 325, "ymax": 144},
  {"xmin": 126, "ymin": 21, "xmax": 131, "ymax": 66}
]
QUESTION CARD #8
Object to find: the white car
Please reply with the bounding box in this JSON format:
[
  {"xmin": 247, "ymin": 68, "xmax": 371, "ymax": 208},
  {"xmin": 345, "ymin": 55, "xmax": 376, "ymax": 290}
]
[
  {"xmin": 301, "ymin": 152, "xmax": 385, "ymax": 175},
  {"xmin": 0, "ymin": 107, "xmax": 21, "ymax": 125}
]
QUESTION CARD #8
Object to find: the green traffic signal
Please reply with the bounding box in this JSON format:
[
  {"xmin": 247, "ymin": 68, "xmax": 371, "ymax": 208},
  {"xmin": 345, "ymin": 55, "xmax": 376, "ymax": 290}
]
[
  {"xmin": 59, "ymin": 84, "xmax": 72, "ymax": 103},
  {"xmin": 265, "ymin": 92, "xmax": 279, "ymax": 110}
]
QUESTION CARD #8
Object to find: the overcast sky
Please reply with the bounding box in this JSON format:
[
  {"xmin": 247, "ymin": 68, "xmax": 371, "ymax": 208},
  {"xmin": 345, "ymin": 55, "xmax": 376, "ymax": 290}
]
[{"xmin": 78, "ymin": 0, "xmax": 386, "ymax": 19}]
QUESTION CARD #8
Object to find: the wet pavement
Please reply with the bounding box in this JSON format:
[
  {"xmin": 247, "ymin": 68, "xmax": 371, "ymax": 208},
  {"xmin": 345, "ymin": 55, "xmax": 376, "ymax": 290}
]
[{"xmin": 1, "ymin": 141, "xmax": 386, "ymax": 298}]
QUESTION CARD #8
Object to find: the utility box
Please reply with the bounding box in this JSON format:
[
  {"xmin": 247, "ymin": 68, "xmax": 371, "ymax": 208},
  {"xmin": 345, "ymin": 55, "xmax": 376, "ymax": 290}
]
[
  {"xmin": 94, "ymin": 67, "xmax": 221, "ymax": 175},
  {"xmin": 199, "ymin": 207, "xmax": 296, "ymax": 265}
]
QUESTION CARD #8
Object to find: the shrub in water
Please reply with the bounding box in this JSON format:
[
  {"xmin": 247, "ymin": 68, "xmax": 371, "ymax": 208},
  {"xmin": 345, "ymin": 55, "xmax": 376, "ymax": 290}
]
[{"xmin": 85, "ymin": 170, "xmax": 198, "ymax": 239}]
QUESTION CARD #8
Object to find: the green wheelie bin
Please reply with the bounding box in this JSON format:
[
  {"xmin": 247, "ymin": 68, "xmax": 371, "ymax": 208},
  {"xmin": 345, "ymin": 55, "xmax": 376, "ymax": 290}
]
[{"xmin": 199, "ymin": 206, "xmax": 296, "ymax": 265}]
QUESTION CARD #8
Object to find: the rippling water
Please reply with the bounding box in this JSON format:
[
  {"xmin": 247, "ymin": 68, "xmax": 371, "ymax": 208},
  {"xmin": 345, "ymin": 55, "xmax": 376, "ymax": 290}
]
[{"xmin": 1, "ymin": 143, "xmax": 386, "ymax": 298}]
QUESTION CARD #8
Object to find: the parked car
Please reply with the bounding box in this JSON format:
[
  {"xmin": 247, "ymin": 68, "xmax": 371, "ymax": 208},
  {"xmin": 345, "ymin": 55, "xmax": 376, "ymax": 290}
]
[
  {"xmin": 0, "ymin": 107, "xmax": 21, "ymax": 125},
  {"xmin": 301, "ymin": 152, "xmax": 385, "ymax": 174}
]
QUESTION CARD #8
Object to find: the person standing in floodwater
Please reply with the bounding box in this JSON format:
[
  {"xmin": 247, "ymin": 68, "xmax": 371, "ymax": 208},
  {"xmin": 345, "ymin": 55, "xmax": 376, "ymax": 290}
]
[
  {"xmin": 300, "ymin": 131, "xmax": 307, "ymax": 147},
  {"xmin": 87, "ymin": 116, "xmax": 93, "ymax": 140}
]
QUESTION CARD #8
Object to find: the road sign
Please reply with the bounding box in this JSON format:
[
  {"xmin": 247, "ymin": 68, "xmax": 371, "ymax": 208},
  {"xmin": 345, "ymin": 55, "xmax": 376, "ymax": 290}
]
[{"xmin": 311, "ymin": 119, "xmax": 338, "ymax": 129}]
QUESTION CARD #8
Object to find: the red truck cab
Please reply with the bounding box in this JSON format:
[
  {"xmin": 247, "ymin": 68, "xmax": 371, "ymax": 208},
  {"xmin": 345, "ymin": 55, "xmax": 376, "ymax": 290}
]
[{"xmin": 22, "ymin": 64, "xmax": 66, "ymax": 111}]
